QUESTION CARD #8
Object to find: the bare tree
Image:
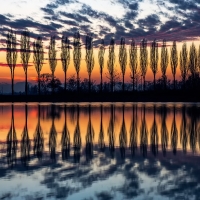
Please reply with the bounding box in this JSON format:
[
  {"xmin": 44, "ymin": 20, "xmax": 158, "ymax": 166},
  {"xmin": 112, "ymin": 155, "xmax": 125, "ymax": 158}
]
[
  {"xmin": 48, "ymin": 36, "xmax": 57, "ymax": 94},
  {"xmin": 160, "ymin": 39, "xmax": 168, "ymax": 89},
  {"xmin": 107, "ymin": 38, "xmax": 115, "ymax": 92},
  {"xmin": 180, "ymin": 43, "xmax": 188, "ymax": 89},
  {"xmin": 98, "ymin": 39, "xmax": 105, "ymax": 92},
  {"xmin": 188, "ymin": 43, "xmax": 198, "ymax": 80},
  {"xmin": 140, "ymin": 39, "xmax": 148, "ymax": 91},
  {"xmin": 20, "ymin": 31, "xmax": 30, "ymax": 96},
  {"xmin": 119, "ymin": 37, "xmax": 127, "ymax": 92},
  {"xmin": 85, "ymin": 34, "xmax": 94, "ymax": 93},
  {"xmin": 6, "ymin": 30, "xmax": 17, "ymax": 96},
  {"xmin": 61, "ymin": 36, "xmax": 70, "ymax": 92},
  {"xmin": 33, "ymin": 37, "xmax": 44, "ymax": 95},
  {"xmin": 170, "ymin": 41, "xmax": 178, "ymax": 90},
  {"xmin": 73, "ymin": 32, "xmax": 81, "ymax": 92},
  {"xmin": 150, "ymin": 39, "xmax": 158, "ymax": 90},
  {"xmin": 129, "ymin": 39, "xmax": 137, "ymax": 92}
]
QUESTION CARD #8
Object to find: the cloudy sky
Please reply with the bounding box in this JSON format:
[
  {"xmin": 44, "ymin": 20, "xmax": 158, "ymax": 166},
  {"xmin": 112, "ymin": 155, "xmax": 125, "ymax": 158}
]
[
  {"xmin": 1, "ymin": 0, "xmax": 200, "ymax": 43},
  {"xmin": 0, "ymin": 0, "xmax": 200, "ymax": 85}
]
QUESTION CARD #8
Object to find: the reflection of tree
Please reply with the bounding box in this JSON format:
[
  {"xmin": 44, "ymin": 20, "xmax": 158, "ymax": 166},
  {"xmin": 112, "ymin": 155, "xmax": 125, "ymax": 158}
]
[
  {"xmin": 140, "ymin": 105, "xmax": 148, "ymax": 157},
  {"xmin": 188, "ymin": 106, "xmax": 198, "ymax": 153},
  {"xmin": 150, "ymin": 105, "xmax": 158, "ymax": 156},
  {"xmin": 171, "ymin": 106, "xmax": 178, "ymax": 155},
  {"xmin": 130, "ymin": 105, "xmax": 137, "ymax": 157},
  {"xmin": 119, "ymin": 105, "xmax": 127, "ymax": 159},
  {"xmin": 98, "ymin": 105, "xmax": 105, "ymax": 151},
  {"xmin": 61, "ymin": 105, "xmax": 70, "ymax": 160},
  {"xmin": 107, "ymin": 104, "xmax": 115, "ymax": 158},
  {"xmin": 33, "ymin": 105, "xmax": 44, "ymax": 160},
  {"xmin": 74, "ymin": 105, "xmax": 81, "ymax": 163},
  {"xmin": 161, "ymin": 105, "xmax": 168, "ymax": 156},
  {"xmin": 21, "ymin": 104, "xmax": 30, "ymax": 165},
  {"xmin": 7, "ymin": 104, "xmax": 17, "ymax": 166},
  {"xmin": 180, "ymin": 105, "xmax": 188, "ymax": 153},
  {"xmin": 49, "ymin": 104, "xmax": 57, "ymax": 161},
  {"xmin": 85, "ymin": 105, "xmax": 94, "ymax": 161}
]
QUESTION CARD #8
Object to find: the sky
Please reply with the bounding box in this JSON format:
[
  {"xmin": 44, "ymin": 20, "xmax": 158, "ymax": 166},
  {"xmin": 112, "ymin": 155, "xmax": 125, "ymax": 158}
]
[{"xmin": 0, "ymin": 0, "xmax": 200, "ymax": 85}]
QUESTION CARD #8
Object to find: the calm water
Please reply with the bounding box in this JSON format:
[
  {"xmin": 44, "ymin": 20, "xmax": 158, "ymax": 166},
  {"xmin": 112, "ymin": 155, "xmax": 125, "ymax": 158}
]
[{"xmin": 0, "ymin": 103, "xmax": 200, "ymax": 200}]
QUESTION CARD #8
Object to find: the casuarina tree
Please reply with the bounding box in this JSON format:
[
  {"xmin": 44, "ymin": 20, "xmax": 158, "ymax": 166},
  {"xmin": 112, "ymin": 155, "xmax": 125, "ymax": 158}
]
[
  {"xmin": 150, "ymin": 39, "xmax": 158, "ymax": 90},
  {"xmin": 140, "ymin": 39, "xmax": 148, "ymax": 91},
  {"xmin": 61, "ymin": 35, "xmax": 70, "ymax": 92},
  {"xmin": 180, "ymin": 43, "xmax": 188, "ymax": 89},
  {"xmin": 6, "ymin": 29, "xmax": 17, "ymax": 96},
  {"xmin": 48, "ymin": 36, "xmax": 57, "ymax": 94},
  {"xmin": 170, "ymin": 41, "xmax": 178, "ymax": 90},
  {"xmin": 20, "ymin": 31, "xmax": 30, "ymax": 96},
  {"xmin": 160, "ymin": 39, "xmax": 168, "ymax": 89},
  {"xmin": 107, "ymin": 38, "xmax": 115, "ymax": 92},
  {"xmin": 85, "ymin": 33, "xmax": 94, "ymax": 93},
  {"xmin": 33, "ymin": 37, "xmax": 44, "ymax": 95},
  {"xmin": 119, "ymin": 37, "xmax": 127, "ymax": 92},
  {"xmin": 129, "ymin": 39, "xmax": 137, "ymax": 92},
  {"xmin": 98, "ymin": 39, "xmax": 105, "ymax": 92},
  {"xmin": 73, "ymin": 31, "xmax": 81, "ymax": 92}
]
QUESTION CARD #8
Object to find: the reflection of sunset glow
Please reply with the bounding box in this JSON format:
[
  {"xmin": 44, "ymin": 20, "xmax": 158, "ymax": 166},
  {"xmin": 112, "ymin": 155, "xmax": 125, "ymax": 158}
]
[{"xmin": 0, "ymin": 103, "xmax": 199, "ymax": 155}]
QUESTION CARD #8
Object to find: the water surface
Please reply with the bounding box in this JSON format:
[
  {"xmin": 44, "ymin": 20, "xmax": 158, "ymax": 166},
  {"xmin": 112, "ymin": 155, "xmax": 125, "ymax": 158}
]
[{"xmin": 0, "ymin": 103, "xmax": 200, "ymax": 200}]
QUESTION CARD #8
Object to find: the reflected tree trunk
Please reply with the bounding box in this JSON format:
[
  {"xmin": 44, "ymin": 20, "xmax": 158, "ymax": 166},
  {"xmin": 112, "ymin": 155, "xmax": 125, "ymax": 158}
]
[
  {"xmin": 161, "ymin": 105, "xmax": 168, "ymax": 156},
  {"xmin": 171, "ymin": 105, "xmax": 178, "ymax": 155},
  {"xmin": 98, "ymin": 105, "xmax": 105, "ymax": 151}
]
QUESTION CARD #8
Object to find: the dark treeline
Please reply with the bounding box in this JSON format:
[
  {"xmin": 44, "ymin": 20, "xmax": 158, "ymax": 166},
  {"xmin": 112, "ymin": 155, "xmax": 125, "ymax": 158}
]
[
  {"xmin": 4, "ymin": 30, "xmax": 200, "ymax": 99},
  {"xmin": 2, "ymin": 104, "xmax": 200, "ymax": 167}
]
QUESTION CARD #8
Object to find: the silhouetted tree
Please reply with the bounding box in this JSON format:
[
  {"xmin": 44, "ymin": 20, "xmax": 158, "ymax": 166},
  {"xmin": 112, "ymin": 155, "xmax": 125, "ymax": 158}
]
[
  {"xmin": 61, "ymin": 105, "xmax": 70, "ymax": 160},
  {"xmin": 33, "ymin": 105, "xmax": 44, "ymax": 159},
  {"xmin": 119, "ymin": 105, "xmax": 127, "ymax": 159},
  {"xmin": 61, "ymin": 36, "xmax": 70, "ymax": 92},
  {"xmin": 85, "ymin": 105, "xmax": 94, "ymax": 161},
  {"xmin": 48, "ymin": 36, "xmax": 57, "ymax": 94},
  {"xmin": 171, "ymin": 105, "xmax": 178, "ymax": 155},
  {"xmin": 129, "ymin": 39, "xmax": 138, "ymax": 92},
  {"xmin": 7, "ymin": 105, "xmax": 17, "ymax": 167},
  {"xmin": 160, "ymin": 40, "xmax": 168, "ymax": 89},
  {"xmin": 130, "ymin": 105, "xmax": 137, "ymax": 156},
  {"xmin": 73, "ymin": 32, "xmax": 81, "ymax": 92},
  {"xmin": 170, "ymin": 41, "xmax": 178, "ymax": 90},
  {"xmin": 150, "ymin": 105, "xmax": 158, "ymax": 156},
  {"xmin": 150, "ymin": 39, "xmax": 158, "ymax": 90},
  {"xmin": 98, "ymin": 105, "xmax": 105, "ymax": 151},
  {"xmin": 161, "ymin": 105, "xmax": 168, "ymax": 156},
  {"xmin": 20, "ymin": 31, "xmax": 30, "ymax": 96},
  {"xmin": 198, "ymin": 45, "xmax": 200, "ymax": 72},
  {"xmin": 98, "ymin": 39, "xmax": 105, "ymax": 92},
  {"xmin": 21, "ymin": 105, "xmax": 30, "ymax": 166},
  {"xmin": 140, "ymin": 39, "xmax": 148, "ymax": 91},
  {"xmin": 180, "ymin": 43, "xmax": 188, "ymax": 89},
  {"xmin": 140, "ymin": 105, "xmax": 148, "ymax": 157},
  {"xmin": 6, "ymin": 30, "xmax": 17, "ymax": 96},
  {"xmin": 107, "ymin": 38, "xmax": 115, "ymax": 92},
  {"xmin": 33, "ymin": 37, "xmax": 44, "ymax": 95},
  {"xmin": 74, "ymin": 105, "xmax": 81, "ymax": 162},
  {"xmin": 119, "ymin": 37, "xmax": 127, "ymax": 92},
  {"xmin": 188, "ymin": 43, "xmax": 198, "ymax": 87},
  {"xmin": 108, "ymin": 104, "xmax": 115, "ymax": 158},
  {"xmin": 85, "ymin": 34, "xmax": 94, "ymax": 93}
]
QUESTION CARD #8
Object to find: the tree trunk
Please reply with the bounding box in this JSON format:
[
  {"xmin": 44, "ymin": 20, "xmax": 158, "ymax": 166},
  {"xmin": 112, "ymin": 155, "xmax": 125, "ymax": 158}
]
[
  {"xmin": 38, "ymin": 74, "xmax": 40, "ymax": 96},
  {"xmin": 143, "ymin": 76, "xmax": 145, "ymax": 91},
  {"xmin": 64, "ymin": 71, "xmax": 67, "ymax": 92},
  {"xmin": 122, "ymin": 75, "xmax": 124, "ymax": 92},
  {"xmin": 154, "ymin": 74, "xmax": 156, "ymax": 91},
  {"xmin": 100, "ymin": 72, "xmax": 103, "ymax": 93},
  {"xmin": 132, "ymin": 73, "xmax": 134, "ymax": 92},
  {"xmin": 174, "ymin": 75, "xmax": 175, "ymax": 90},
  {"xmin": 25, "ymin": 71, "xmax": 27, "ymax": 96},
  {"xmin": 11, "ymin": 71, "xmax": 14, "ymax": 96},
  {"xmin": 89, "ymin": 74, "xmax": 91, "ymax": 93},
  {"xmin": 77, "ymin": 72, "xmax": 79, "ymax": 92}
]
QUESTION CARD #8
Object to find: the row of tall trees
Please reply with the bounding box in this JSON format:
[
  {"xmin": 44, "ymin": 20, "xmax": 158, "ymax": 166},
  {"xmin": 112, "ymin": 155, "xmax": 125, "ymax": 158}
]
[
  {"xmin": 6, "ymin": 30, "xmax": 200, "ymax": 95},
  {"xmin": 4, "ymin": 104, "xmax": 200, "ymax": 165}
]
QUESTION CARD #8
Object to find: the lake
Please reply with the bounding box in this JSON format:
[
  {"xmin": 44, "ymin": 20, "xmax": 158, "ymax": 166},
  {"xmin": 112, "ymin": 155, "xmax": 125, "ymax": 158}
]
[{"xmin": 0, "ymin": 103, "xmax": 200, "ymax": 200}]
